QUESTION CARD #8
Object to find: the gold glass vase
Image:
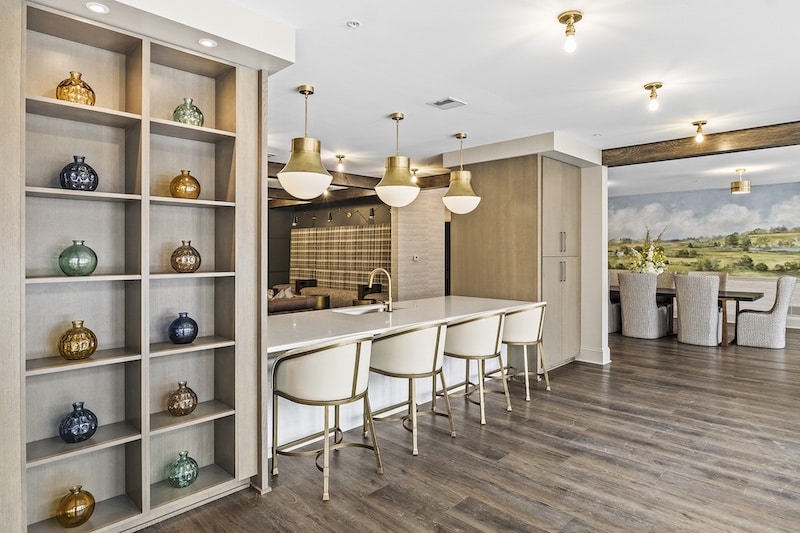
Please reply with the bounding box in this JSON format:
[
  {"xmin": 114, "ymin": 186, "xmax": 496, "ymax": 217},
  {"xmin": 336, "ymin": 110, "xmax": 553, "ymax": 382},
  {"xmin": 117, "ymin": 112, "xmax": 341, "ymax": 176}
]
[
  {"xmin": 170, "ymin": 170, "xmax": 201, "ymax": 199},
  {"xmin": 56, "ymin": 71, "xmax": 96, "ymax": 106},
  {"xmin": 56, "ymin": 485, "xmax": 95, "ymax": 528},
  {"xmin": 167, "ymin": 381, "xmax": 198, "ymax": 416},
  {"xmin": 58, "ymin": 320, "xmax": 98, "ymax": 360}
]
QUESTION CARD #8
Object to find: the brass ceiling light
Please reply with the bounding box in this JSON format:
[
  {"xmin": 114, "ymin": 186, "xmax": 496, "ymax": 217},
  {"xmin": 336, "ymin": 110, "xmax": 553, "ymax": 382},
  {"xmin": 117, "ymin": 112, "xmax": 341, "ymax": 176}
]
[
  {"xmin": 692, "ymin": 120, "xmax": 707, "ymax": 143},
  {"xmin": 411, "ymin": 168, "xmax": 418, "ymax": 183},
  {"xmin": 643, "ymin": 82, "xmax": 662, "ymax": 111},
  {"xmin": 557, "ymin": 10, "xmax": 582, "ymax": 53},
  {"xmin": 276, "ymin": 85, "xmax": 332, "ymax": 200},
  {"xmin": 375, "ymin": 112, "xmax": 420, "ymax": 208},
  {"xmin": 731, "ymin": 168, "xmax": 751, "ymax": 194},
  {"xmin": 442, "ymin": 132, "xmax": 481, "ymax": 215},
  {"xmin": 335, "ymin": 154, "xmax": 345, "ymax": 172}
]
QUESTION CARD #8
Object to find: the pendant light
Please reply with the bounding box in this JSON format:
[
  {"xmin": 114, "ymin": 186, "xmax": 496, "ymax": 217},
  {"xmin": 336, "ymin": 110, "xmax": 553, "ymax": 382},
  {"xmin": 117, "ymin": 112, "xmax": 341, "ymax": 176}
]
[
  {"xmin": 375, "ymin": 112, "xmax": 419, "ymax": 207},
  {"xmin": 277, "ymin": 85, "xmax": 332, "ymax": 200},
  {"xmin": 731, "ymin": 168, "xmax": 751, "ymax": 194},
  {"xmin": 557, "ymin": 10, "xmax": 582, "ymax": 53},
  {"xmin": 692, "ymin": 120, "xmax": 707, "ymax": 143},
  {"xmin": 643, "ymin": 82, "xmax": 662, "ymax": 111},
  {"xmin": 442, "ymin": 132, "xmax": 481, "ymax": 214}
]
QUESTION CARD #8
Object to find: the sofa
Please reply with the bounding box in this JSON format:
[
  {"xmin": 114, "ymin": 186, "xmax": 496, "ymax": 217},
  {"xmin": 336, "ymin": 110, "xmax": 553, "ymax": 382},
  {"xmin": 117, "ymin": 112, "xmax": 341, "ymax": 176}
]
[{"xmin": 270, "ymin": 279, "xmax": 388, "ymax": 310}]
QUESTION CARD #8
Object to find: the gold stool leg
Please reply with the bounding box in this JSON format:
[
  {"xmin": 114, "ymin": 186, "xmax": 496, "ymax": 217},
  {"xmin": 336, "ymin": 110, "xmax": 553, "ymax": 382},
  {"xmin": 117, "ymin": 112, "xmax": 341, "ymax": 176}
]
[
  {"xmin": 539, "ymin": 342, "xmax": 551, "ymax": 391},
  {"xmin": 271, "ymin": 393, "xmax": 279, "ymax": 476},
  {"xmin": 410, "ymin": 379, "xmax": 418, "ymax": 456},
  {"xmin": 523, "ymin": 345, "xmax": 531, "ymax": 402},
  {"xmin": 322, "ymin": 405, "xmax": 330, "ymax": 501},
  {"xmin": 497, "ymin": 354, "xmax": 512, "ymax": 412},
  {"xmin": 431, "ymin": 374, "xmax": 437, "ymax": 411},
  {"xmin": 477, "ymin": 359, "xmax": 486, "ymax": 425},
  {"xmin": 439, "ymin": 370, "xmax": 457, "ymax": 437},
  {"xmin": 363, "ymin": 394, "xmax": 384, "ymax": 474}
]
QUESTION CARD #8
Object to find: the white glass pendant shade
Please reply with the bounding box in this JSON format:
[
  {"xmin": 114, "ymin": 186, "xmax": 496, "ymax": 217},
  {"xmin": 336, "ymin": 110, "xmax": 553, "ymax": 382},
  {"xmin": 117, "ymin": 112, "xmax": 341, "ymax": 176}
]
[
  {"xmin": 375, "ymin": 155, "xmax": 419, "ymax": 207},
  {"xmin": 442, "ymin": 170, "xmax": 480, "ymax": 214},
  {"xmin": 277, "ymin": 137, "xmax": 332, "ymax": 199}
]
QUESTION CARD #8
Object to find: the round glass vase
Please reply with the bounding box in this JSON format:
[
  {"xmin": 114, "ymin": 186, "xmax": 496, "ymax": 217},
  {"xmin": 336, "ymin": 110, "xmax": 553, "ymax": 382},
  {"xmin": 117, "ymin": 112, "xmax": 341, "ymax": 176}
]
[
  {"xmin": 58, "ymin": 320, "xmax": 98, "ymax": 360},
  {"xmin": 168, "ymin": 312, "xmax": 198, "ymax": 344},
  {"xmin": 59, "ymin": 155, "xmax": 99, "ymax": 191},
  {"xmin": 170, "ymin": 169, "xmax": 201, "ymax": 199},
  {"xmin": 58, "ymin": 240, "xmax": 98, "ymax": 276},
  {"xmin": 167, "ymin": 450, "xmax": 199, "ymax": 488},
  {"xmin": 167, "ymin": 381, "xmax": 198, "ymax": 416},
  {"xmin": 172, "ymin": 97, "xmax": 204, "ymax": 126},
  {"xmin": 56, "ymin": 71, "xmax": 96, "ymax": 106},
  {"xmin": 170, "ymin": 240, "xmax": 201, "ymax": 273},
  {"xmin": 58, "ymin": 401, "xmax": 99, "ymax": 443},
  {"xmin": 56, "ymin": 485, "xmax": 95, "ymax": 528}
]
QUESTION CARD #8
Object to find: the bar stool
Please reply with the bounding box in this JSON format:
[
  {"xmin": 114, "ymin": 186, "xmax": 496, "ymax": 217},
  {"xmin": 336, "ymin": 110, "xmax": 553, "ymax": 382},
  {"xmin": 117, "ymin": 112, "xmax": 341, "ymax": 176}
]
[
  {"xmin": 367, "ymin": 320, "xmax": 456, "ymax": 456},
  {"xmin": 501, "ymin": 302, "xmax": 551, "ymax": 402},
  {"xmin": 271, "ymin": 335, "xmax": 382, "ymax": 501},
  {"xmin": 443, "ymin": 311, "xmax": 509, "ymax": 425}
]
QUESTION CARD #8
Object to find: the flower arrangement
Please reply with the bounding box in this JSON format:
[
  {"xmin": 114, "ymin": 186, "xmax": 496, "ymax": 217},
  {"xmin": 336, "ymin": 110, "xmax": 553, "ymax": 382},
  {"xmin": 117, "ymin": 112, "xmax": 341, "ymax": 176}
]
[{"xmin": 629, "ymin": 227, "xmax": 668, "ymax": 274}]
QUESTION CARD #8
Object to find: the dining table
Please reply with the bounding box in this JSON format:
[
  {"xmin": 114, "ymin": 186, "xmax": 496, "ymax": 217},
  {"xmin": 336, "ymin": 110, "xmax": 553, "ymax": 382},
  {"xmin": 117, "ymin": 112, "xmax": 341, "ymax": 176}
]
[{"xmin": 609, "ymin": 285, "xmax": 764, "ymax": 346}]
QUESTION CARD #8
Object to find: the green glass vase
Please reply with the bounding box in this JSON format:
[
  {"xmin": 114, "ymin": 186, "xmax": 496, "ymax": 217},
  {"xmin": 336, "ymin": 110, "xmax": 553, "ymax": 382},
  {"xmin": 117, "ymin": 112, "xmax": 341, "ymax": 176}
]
[
  {"xmin": 167, "ymin": 450, "xmax": 199, "ymax": 488},
  {"xmin": 58, "ymin": 240, "xmax": 97, "ymax": 276},
  {"xmin": 172, "ymin": 97, "xmax": 204, "ymax": 126}
]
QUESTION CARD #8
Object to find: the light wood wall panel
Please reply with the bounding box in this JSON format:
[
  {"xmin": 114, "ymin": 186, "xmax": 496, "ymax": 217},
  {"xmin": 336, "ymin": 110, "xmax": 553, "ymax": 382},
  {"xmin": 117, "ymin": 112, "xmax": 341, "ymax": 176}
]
[{"xmin": 450, "ymin": 155, "xmax": 539, "ymax": 301}]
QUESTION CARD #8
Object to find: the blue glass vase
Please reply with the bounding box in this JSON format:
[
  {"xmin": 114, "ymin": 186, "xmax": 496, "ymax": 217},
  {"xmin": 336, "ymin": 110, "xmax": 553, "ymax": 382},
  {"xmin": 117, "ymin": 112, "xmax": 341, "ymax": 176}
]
[
  {"xmin": 167, "ymin": 450, "xmax": 199, "ymax": 488},
  {"xmin": 59, "ymin": 155, "xmax": 99, "ymax": 191},
  {"xmin": 168, "ymin": 312, "xmax": 198, "ymax": 344},
  {"xmin": 58, "ymin": 401, "xmax": 98, "ymax": 443}
]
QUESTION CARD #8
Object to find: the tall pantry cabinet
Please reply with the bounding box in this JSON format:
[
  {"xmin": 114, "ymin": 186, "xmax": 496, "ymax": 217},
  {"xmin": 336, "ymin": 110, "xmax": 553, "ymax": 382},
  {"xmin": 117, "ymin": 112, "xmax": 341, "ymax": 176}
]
[{"xmin": 6, "ymin": 3, "xmax": 259, "ymax": 531}]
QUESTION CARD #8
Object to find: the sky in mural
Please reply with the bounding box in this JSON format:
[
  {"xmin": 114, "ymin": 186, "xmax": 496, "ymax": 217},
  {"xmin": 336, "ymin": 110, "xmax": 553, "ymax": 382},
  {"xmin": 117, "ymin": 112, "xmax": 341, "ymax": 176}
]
[{"xmin": 609, "ymin": 182, "xmax": 800, "ymax": 241}]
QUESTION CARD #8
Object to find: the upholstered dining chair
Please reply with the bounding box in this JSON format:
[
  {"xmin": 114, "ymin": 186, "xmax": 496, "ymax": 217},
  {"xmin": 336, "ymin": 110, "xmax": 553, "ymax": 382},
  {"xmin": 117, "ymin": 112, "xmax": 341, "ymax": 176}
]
[
  {"xmin": 674, "ymin": 274, "xmax": 722, "ymax": 346},
  {"xmin": 608, "ymin": 269, "xmax": 624, "ymax": 333},
  {"xmin": 367, "ymin": 320, "xmax": 456, "ymax": 456},
  {"xmin": 272, "ymin": 335, "xmax": 382, "ymax": 501},
  {"xmin": 688, "ymin": 270, "xmax": 728, "ymax": 291},
  {"xmin": 737, "ymin": 275, "xmax": 797, "ymax": 349},
  {"xmin": 618, "ymin": 272, "xmax": 672, "ymax": 339},
  {"xmin": 443, "ymin": 311, "xmax": 509, "ymax": 425},
  {"xmin": 501, "ymin": 302, "xmax": 551, "ymax": 402}
]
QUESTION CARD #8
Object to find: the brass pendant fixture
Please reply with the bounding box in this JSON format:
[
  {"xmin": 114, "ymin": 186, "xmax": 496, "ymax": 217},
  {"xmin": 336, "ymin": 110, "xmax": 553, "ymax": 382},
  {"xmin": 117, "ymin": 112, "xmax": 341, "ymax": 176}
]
[
  {"xmin": 557, "ymin": 10, "xmax": 582, "ymax": 53},
  {"xmin": 644, "ymin": 82, "xmax": 662, "ymax": 111},
  {"xmin": 731, "ymin": 168, "xmax": 751, "ymax": 194},
  {"xmin": 277, "ymin": 85, "xmax": 332, "ymax": 200},
  {"xmin": 442, "ymin": 132, "xmax": 480, "ymax": 214},
  {"xmin": 692, "ymin": 120, "xmax": 707, "ymax": 143},
  {"xmin": 375, "ymin": 112, "xmax": 419, "ymax": 207}
]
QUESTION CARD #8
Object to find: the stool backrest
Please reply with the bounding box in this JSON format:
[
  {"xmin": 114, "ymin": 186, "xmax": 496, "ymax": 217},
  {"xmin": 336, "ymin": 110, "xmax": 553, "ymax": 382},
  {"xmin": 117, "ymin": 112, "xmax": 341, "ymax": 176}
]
[
  {"xmin": 502, "ymin": 302, "xmax": 546, "ymax": 344},
  {"xmin": 444, "ymin": 311, "xmax": 504, "ymax": 358},
  {"xmin": 371, "ymin": 321, "xmax": 447, "ymax": 375},
  {"xmin": 274, "ymin": 335, "xmax": 373, "ymax": 403}
]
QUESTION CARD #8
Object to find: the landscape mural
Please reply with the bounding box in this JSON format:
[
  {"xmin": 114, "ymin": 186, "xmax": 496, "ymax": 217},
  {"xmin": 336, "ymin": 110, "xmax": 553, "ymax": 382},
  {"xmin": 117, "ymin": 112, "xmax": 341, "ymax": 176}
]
[{"xmin": 609, "ymin": 182, "xmax": 800, "ymax": 277}]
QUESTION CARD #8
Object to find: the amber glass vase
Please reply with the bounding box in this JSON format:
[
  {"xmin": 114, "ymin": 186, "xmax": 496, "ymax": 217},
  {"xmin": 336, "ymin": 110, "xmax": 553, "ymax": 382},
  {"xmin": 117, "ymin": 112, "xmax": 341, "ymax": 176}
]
[
  {"xmin": 167, "ymin": 381, "xmax": 198, "ymax": 416},
  {"xmin": 56, "ymin": 485, "xmax": 95, "ymax": 528},
  {"xmin": 58, "ymin": 320, "xmax": 98, "ymax": 360},
  {"xmin": 170, "ymin": 240, "xmax": 201, "ymax": 273},
  {"xmin": 56, "ymin": 71, "xmax": 96, "ymax": 106},
  {"xmin": 170, "ymin": 170, "xmax": 201, "ymax": 199}
]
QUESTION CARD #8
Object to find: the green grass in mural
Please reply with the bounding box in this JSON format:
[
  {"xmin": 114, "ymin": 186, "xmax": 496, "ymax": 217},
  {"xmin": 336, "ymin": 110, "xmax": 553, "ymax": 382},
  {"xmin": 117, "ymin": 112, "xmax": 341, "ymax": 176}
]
[{"xmin": 609, "ymin": 229, "xmax": 800, "ymax": 277}]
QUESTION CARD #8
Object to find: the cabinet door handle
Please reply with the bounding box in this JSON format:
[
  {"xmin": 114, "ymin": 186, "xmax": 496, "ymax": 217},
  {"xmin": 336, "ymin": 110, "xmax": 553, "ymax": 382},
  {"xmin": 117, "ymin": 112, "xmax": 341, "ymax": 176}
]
[
  {"xmin": 560, "ymin": 261, "xmax": 566, "ymax": 282},
  {"xmin": 562, "ymin": 232, "xmax": 567, "ymax": 253}
]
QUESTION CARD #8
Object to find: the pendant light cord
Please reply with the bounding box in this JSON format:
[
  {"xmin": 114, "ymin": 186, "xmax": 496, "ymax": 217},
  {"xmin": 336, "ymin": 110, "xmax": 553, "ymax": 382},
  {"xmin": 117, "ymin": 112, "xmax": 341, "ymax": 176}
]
[
  {"xmin": 459, "ymin": 137, "xmax": 464, "ymax": 170},
  {"xmin": 395, "ymin": 117, "xmax": 400, "ymax": 156},
  {"xmin": 304, "ymin": 93, "xmax": 309, "ymax": 137}
]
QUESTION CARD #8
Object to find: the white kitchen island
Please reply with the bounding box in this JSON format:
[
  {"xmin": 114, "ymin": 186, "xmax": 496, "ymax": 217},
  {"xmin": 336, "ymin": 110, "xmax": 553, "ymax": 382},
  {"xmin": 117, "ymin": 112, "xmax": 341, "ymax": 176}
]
[{"xmin": 259, "ymin": 296, "xmax": 537, "ymax": 491}]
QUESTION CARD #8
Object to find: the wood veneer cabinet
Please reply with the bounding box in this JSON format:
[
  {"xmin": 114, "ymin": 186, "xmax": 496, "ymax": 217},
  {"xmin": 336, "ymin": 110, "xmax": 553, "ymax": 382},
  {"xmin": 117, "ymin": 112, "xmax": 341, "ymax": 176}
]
[{"xmin": 19, "ymin": 4, "xmax": 258, "ymax": 531}]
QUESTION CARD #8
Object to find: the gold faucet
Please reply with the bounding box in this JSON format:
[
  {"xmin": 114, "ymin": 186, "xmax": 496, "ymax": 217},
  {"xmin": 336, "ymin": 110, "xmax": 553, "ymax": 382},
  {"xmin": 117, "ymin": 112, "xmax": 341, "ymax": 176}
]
[{"xmin": 368, "ymin": 268, "xmax": 393, "ymax": 312}]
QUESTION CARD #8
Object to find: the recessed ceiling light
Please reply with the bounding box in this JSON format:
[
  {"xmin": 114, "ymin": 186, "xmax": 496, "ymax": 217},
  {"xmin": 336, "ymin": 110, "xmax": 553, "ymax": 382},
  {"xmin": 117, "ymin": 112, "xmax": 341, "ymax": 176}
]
[
  {"xmin": 198, "ymin": 38, "xmax": 218, "ymax": 48},
  {"xmin": 85, "ymin": 2, "xmax": 110, "ymax": 14},
  {"xmin": 346, "ymin": 20, "xmax": 361, "ymax": 29}
]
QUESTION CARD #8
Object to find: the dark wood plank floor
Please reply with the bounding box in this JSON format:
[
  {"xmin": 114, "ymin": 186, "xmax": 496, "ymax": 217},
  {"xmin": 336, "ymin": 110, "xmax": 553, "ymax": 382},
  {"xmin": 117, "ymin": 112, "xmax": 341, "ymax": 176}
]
[{"xmin": 142, "ymin": 331, "xmax": 800, "ymax": 532}]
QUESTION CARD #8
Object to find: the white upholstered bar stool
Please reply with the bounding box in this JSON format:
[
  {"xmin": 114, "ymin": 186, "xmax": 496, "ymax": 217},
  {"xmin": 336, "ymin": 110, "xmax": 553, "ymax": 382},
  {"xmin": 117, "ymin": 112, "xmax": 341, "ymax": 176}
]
[
  {"xmin": 272, "ymin": 335, "xmax": 382, "ymax": 501},
  {"xmin": 366, "ymin": 320, "xmax": 456, "ymax": 456},
  {"xmin": 443, "ymin": 311, "xmax": 509, "ymax": 425},
  {"xmin": 501, "ymin": 302, "xmax": 551, "ymax": 402}
]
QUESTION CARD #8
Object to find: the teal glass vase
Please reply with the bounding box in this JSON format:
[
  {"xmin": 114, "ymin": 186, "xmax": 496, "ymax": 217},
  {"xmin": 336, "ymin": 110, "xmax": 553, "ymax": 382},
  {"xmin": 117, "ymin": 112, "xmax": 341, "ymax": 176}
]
[
  {"xmin": 172, "ymin": 97, "xmax": 204, "ymax": 127},
  {"xmin": 58, "ymin": 240, "xmax": 97, "ymax": 276},
  {"xmin": 167, "ymin": 450, "xmax": 199, "ymax": 488}
]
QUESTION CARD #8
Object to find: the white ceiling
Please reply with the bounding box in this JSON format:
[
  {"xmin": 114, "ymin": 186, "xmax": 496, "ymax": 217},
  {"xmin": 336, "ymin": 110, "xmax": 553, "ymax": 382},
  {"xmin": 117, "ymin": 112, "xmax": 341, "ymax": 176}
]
[{"xmin": 231, "ymin": 1, "xmax": 800, "ymax": 197}]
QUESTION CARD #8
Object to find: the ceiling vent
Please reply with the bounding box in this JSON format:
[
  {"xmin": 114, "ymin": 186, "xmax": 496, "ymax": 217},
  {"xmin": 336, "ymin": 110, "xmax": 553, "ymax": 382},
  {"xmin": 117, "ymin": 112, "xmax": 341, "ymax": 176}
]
[{"xmin": 426, "ymin": 97, "xmax": 467, "ymax": 110}]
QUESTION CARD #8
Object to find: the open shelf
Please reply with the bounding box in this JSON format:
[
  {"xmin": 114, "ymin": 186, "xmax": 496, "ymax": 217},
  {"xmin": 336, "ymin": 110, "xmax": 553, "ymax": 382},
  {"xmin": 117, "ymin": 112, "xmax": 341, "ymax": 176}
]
[
  {"xmin": 150, "ymin": 401, "xmax": 235, "ymax": 435},
  {"xmin": 26, "ymin": 421, "xmax": 141, "ymax": 468},
  {"xmin": 26, "ymin": 346, "xmax": 141, "ymax": 376},
  {"xmin": 150, "ymin": 464, "xmax": 240, "ymax": 509},
  {"xmin": 28, "ymin": 493, "xmax": 141, "ymax": 533},
  {"xmin": 150, "ymin": 336, "xmax": 235, "ymax": 359},
  {"xmin": 26, "ymin": 96, "xmax": 140, "ymax": 128},
  {"xmin": 26, "ymin": 186, "xmax": 141, "ymax": 203}
]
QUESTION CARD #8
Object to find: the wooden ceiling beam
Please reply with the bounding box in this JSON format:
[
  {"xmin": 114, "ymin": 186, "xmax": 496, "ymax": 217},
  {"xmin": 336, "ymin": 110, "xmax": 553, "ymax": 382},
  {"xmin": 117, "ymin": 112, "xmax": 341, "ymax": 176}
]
[{"xmin": 602, "ymin": 121, "xmax": 800, "ymax": 167}]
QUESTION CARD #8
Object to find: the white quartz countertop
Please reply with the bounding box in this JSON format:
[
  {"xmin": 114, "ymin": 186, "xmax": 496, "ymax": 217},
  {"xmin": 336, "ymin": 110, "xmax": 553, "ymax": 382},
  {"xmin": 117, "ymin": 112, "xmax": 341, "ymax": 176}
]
[{"xmin": 266, "ymin": 295, "xmax": 535, "ymax": 355}]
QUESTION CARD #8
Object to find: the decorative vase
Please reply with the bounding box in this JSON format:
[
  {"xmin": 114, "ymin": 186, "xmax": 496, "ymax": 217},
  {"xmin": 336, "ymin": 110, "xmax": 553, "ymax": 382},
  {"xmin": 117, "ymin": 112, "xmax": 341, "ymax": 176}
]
[
  {"xmin": 166, "ymin": 450, "xmax": 199, "ymax": 488},
  {"xmin": 58, "ymin": 320, "xmax": 98, "ymax": 360},
  {"xmin": 58, "ymin": 240, "xmax": 98, "ymax": 276},
  {"xmin": 170, "ymin": 170, "xmax": 201, "ymax": 199},
  {"xmin": 58, "ymin": 401, "xmax": 98, "ymax": 443},
  {"xmin": 59, "ymin": 155, "xmax": 99, "ymax": 191},
  {"xmin": 170, "ymin": 240, "xmax": 201, "ymax": 273},
  {"xmin": 56, "ymin": 71, "xmax": 96, "ymax": 106},
  {"xmin": 168, "ymin": 312, "xmax": 198, "ymax": 344},
  {"xmin": 56, "ymin": 485, "xmax": 95, "ymax": 528},
  {"xmin": 172, "ymin": 97, "xmax": 204, "ymax": 127},
  {"xmin": 167, "ymin": 381, "xmax": 198, "ymax": 416}
]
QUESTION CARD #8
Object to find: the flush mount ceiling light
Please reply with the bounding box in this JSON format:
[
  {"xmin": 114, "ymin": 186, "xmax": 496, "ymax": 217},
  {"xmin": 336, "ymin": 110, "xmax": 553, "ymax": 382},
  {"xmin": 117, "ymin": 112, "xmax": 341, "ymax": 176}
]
[
  {"xmin": 375, "ymin": 112, "xmax": 420, "ymax": 208},
  {"xmin": 335, "ymin": 154, "xmax": 345, "ymax": 172},
  {"xmin": 277, "ymin": 85, "xmax": 332, "ymax": 200},
  {"xmin": 85, "ymin": 2, "xmax": 110, "ymax": 14},
  {"xmin": 198, "ymin": 38, "xmax": 218, "ymax": 48},
  {"xmin": 692, "ymin": 120, "xmax": 707, "ymax": 142},
  {"xmin": 643, "ymin": 82, "xmax": 663, "ymax": 111},
  {"xmin": 731, "ymin": 168, "xmax": 751, "ymax": 194},
  {"xmin": 557, "ymin": 10, "xmax": 583, "ymax": 53},
  {"xmin": 346, "ymin": 20, "xmax": 361, "ymax": 29},
  {"xmin": 442, "ymin": 133, "xmax": 481, "ymax": 215}
]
